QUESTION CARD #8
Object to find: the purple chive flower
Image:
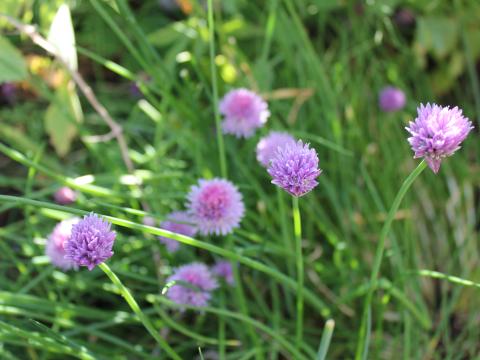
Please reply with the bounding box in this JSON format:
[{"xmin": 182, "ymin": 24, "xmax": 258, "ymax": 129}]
[
  {"xmin": 165, "ymin": 263, "xmax": 218, "ymax": 308},
  {"xmin": 187, "ymin": 178, "xmax": 245, "ymax": 236},
  {"xmin": 220, "ymin": 88, "xmax": 270, "ymax": 138},
  {"xmin": 54, "ymin": 187, "xmax": 77, "ymax": 205},
  {"xmin": 256, "ymin": 131, "xmax": 296, "ymax": 168},
  {"xmin": 268, "ymin": 140, "xmax": 322, "ymax": 197},
  {"xmin": 406, "ymin": 103, "xmax": 473, "ymax": 173},
  {"xmin": 212, "ymin": 261, "xmax": 234, "ymax": 285},
  {"xmin": 45, "ymin": 218, "xmax": 80, "ymax": 271},
  {"xmin": 65, "ymin": 214, "xmax": 116, "ymax": 270},
  {"xmin": 158, "ymin": 211, "xmax": 197, "ymax": 253},
  {"xmin": 379, "ymin": 86, "xmax": 406, "ymax": 112}
]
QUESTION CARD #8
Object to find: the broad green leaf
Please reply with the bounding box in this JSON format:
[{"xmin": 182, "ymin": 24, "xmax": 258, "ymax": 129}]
[
  {"xmin": 0, "ymin": 36, "xmax": 28, "ymax": 83},
  {"xmin": 47, "ymin": 4, "xmax": 77, "ymax": 71}
]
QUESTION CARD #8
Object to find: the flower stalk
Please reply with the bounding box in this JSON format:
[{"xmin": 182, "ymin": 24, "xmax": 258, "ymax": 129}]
[
  {"xmin": 99, "ymin": 263, "xmax": 181, "ymax": 360},
  {"xmin": 292, "ymin": 196, "xmax": 304, "ymax": 347},
  {"xmin": 355, "ymin": 160, "xmax": 427, "ymax": 359}
]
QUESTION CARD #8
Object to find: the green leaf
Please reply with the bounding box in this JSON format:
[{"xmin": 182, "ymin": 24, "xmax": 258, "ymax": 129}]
[{"xmin": 0, "ymin": 36, "xmax": 28, "ymax": 83}]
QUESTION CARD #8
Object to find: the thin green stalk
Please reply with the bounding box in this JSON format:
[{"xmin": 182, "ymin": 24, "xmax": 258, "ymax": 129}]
[
  {"xmin": 207, "ymin": 0, "xmax": 227, "ymax": 178},
  {"xmin": 355, "ymin": 161, "xmax": 427, "ymax": 360},
  {"xmin": 23, "ymin": 145, "xmax": 43, "ymax": 249},
  {"xmin": 416, "ymin": 269, "xmax": 480, "ymax": 289},
  {"xmin": 260, "ymin": 0, "xmax": 278, "ymax": 62},
  {"xmin": 316, "ymin": 319, "xmax": 335, "ymax": 360},
  {"xmin": 278, "ymin": 188, "xmax": 294, "ymax": 278},
  {"xmin": 403, "ymin": 310, "xmax": 411, "ymax": 360},
  {"xmin": 292, "ymin": 196, "xmax": 303, "ymax": 347},
  {"xmin": 0, "ymin": 195, "xmax": 329, "ymax": 314},
  {"xmin": 98, "ymin": 263, "xmax": 181, "ymax": 360},
  {"xmin": 218, "ymin": 292, "xmax": 226, "ymax": 358}
]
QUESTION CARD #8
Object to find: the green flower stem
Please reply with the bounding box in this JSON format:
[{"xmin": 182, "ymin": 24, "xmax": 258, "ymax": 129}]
[
  {"xmin": 355, "ymin": 160, "xmax": 427, "ymax": 360},
  {"xmin": 207, "ymin": 0, "xmax": 227, "ymax": 178},
  {"xmin": 98, "ymin": 263, "xmax": 181, "ymax": 360},
  {"xmin": 278, "ymin": 187, "xmax": 295, "ymax": 278},
  {"xmin": 292, "ymin": 196, "xmax": 304, "ymax": 347}
]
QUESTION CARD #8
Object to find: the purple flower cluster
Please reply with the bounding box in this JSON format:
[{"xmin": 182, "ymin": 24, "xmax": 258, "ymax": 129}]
[
  {"xmin": 65, "ymin": 214, "xmax": 116, "ymax": 270},
  {"xmin": 256, "ymin": 131, "xmax": 296, "ymax": 168},
  {"xmin": 268, "ymin": 140, "xmax": 322, "ymax": 197},
  {"xmin": 158, "ymin": 211, "xmax": 197, "ymax": 253},
  {"xmin": 212, "ymin": 260, "xmax": 235, "ymax": 285},
  {"xmin": 54, "ymin": 187, "xmax": 77, "ymax": 205},
  {"xmin": 406, "ymin": 103, "xmax": 473, "ymax": 173},
  {"xmin": 187, "ymin": 178, "xmax": 245, "ymax": 235},
  {"xmin": 379, "ymin": 86, "xmax": 406, "ymax": 112},
  {"xmin": 220, "ymin": 88, "xmax": 270, "ymax": 138},
  {"xmin": 45, "ymin": 217, "xmax": 80, "ymax": 270},
  {"xmin": 166, "ymin": 263, "xmax": 218, "ymax": 308}
]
